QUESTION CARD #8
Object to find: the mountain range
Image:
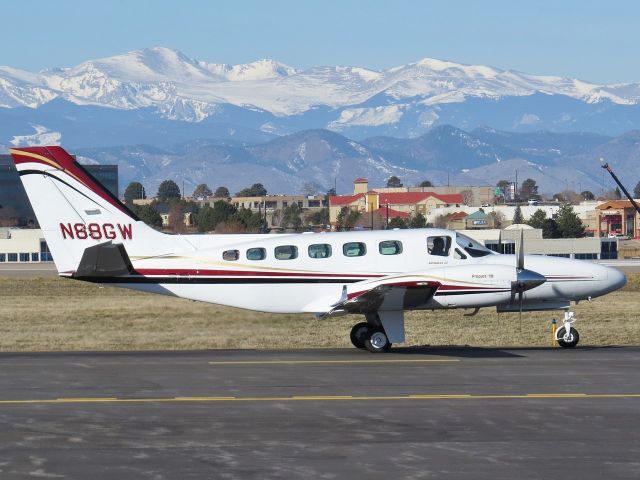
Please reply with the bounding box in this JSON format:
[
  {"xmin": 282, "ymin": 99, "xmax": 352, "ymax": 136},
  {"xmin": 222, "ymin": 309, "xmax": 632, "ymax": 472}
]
[
  {"xmin": 2, "ymin": 47, "xmax": 639, "ymax": 196},
  {"xmin": 70, "ymin": 126, "xmax": 638, "ymax": 197}
]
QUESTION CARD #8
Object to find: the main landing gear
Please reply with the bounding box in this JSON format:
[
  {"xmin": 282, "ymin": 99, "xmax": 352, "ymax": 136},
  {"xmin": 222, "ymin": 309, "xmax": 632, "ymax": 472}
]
[
  {"xmin": 349, "ymin": 315, "xmax": 392, "ymax": 353},
  {"xmin": 556, "ymin": 311, "xmax": 579, "ymax": 348}
]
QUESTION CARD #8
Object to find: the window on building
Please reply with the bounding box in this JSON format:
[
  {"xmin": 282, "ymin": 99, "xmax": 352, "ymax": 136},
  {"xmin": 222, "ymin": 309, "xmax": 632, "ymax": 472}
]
[
  {"xmin": 223, "ymin": 250, "xmax": 240, "ymax": 261},
  {"xmin": 427, "ymin": 236, "xmax": 451, "ymax": 257},
  {"xmin": 19, "ymin": 253, "xmax": 29, "ymax": 262},
  {"xmin": 308, "ymin": 244, "xmax": 332, "ymax": 259},
  {"xmin": 379, "ymin": 240, "xmax": 403, "ymax": 255},
  {"xmin": 0, "ymin": 254, "xmax": 5, "ymax": 262},
  {"xmin": 275, "ymin": 245, "xmax": 298, "ymax": 260},
  {"xmin": 246, "ymin": 248, "xmax": 266, "ymax": 260},
  {"xmin": 575, "ymin": 253, "xmax": 598, "ymax": 260},
  {"xmin": 297, "ymin": 201, "xmax": 303, "ymax": 208},
  {"xmin": 343, "ymin": 242, "xmax": 366, "ymax": 257},
  {"xmin": 308, "ymin": 200, "xmax": 320, "ymax": 207},
  {"xmin": 40, "ymin": 240, "xmax": 53, "ymax": 262},
  {"xmin": 7, "ymin": 253, "xmax": 17, "ymax": 262},
  {"xmin": 31, "ymin": 253, "xmax": 39, "ymax": 262},
  {"xmin": 548, "ymin": 253, "xmax": 571, "ymax": 258},
  {"xmin": 282, "ymin": 201, "xmax": 288, "ymax": 208}
]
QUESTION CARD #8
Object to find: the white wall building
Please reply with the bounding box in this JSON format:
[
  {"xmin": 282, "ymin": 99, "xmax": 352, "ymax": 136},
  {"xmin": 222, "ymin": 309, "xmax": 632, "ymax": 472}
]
[{"xmin": 0, "ymin": 228, "xmax": 52, "ymax": 263}]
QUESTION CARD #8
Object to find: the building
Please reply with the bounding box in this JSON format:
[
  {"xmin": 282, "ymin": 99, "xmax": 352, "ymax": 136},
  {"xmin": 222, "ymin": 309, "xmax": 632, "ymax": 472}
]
[
  {"xmin": 0, "ymin": 228, "xmax": 52, "ymax": 263},
  {"xmin": 595, "ymin": 200, "xmax": 640, "ymax": 238},
  {"xmin": 154, "ymin": 202, "xmax": 197, "ymax": 228},
  {"xmin": 376, "ymin": 185, "xmax": 495, "ymax": 207},
  {"xmin": 0, "ymin": 154, "xmax": 119, "ymax": 227},
  {"xmin": 462, "ymin": 226, "xmax": 616, "ymax": 259},
  {"xmin": 330, "ymin": 178, "xmax": 464, "ymax": 229},
  {"xmin": 198, "ymin": 194, "xmax": 327, "ymax": 229},
  {"xmin": 352, "ymin": 207, "xmax": 410, "ymax": 230}
]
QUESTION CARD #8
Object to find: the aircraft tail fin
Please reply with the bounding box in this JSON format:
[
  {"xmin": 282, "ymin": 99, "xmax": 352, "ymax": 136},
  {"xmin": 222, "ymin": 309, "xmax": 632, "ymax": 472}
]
[{"xmin": 10, "ymin": 146, "xmax": 172, "ymax": 275}]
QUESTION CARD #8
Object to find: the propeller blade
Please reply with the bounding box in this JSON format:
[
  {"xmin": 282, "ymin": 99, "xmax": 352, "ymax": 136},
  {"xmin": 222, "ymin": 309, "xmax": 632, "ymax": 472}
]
[
  {"xmin": 517, "ymin": 228, "xmax": 525, "ymax": 270},
  {"xmin": 518, "ymin": 291, "xmax": 523, "ymax": 332}
]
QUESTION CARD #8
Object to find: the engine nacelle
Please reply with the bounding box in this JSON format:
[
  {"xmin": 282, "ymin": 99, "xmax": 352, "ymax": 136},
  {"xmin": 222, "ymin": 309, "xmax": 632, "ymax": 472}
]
[{"xmin": 437, "ymin": 263, "xmax": 516, "ymax": 308}]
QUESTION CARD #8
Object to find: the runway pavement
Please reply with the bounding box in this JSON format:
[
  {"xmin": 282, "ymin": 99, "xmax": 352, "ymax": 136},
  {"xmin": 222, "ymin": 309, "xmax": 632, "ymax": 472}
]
[
  {"xmin": 0, "ymin": 263, "xmax": 57, "ymax": 277},
  {"xmin": 0, "ymin": 347, "xmax": 638, "ymax": 479}
]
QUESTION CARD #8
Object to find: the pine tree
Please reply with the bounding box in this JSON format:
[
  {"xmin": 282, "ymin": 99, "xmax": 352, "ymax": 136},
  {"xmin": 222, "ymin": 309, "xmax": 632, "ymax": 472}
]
[
  {"xmin": 555, "ymin": 204, "xmax": 585, "ymax": 238},
  {"xmin": 512, "ymin": 205, "xmax": 524, "ymax": 224},
  {"xmin": 192, "ymin": 184, "xmax": 212, "ymax": 199},
  {"xmin": 157, "ymin": 180, "xmax": 181, "ymax": 201},
  {"xmin": 123, "ymin": 182, "xmax": 146, "ymax": 204}
]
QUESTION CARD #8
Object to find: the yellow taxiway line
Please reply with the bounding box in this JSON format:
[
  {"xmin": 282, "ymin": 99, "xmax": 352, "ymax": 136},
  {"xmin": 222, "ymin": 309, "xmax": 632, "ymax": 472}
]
[
  {"xmin": 207, "ymin": 359, "xmax": 460, "ymax": 365},
  {"xmin": 0, "ymin": 393, "xmax": 639, "ymax": 406}
]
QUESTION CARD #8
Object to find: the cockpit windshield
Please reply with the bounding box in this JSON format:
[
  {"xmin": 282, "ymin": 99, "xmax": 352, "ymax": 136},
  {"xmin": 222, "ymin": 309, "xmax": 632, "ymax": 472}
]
[{"xmin": 456, "ymin": 233, "xmax": 494, "ymax": 258}]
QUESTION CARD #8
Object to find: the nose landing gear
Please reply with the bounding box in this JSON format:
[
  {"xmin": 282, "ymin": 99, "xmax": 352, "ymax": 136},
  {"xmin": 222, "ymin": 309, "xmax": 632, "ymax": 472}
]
[{"xmin": 556, "ymin": 311, "xmax": 579, "ymax": 348}]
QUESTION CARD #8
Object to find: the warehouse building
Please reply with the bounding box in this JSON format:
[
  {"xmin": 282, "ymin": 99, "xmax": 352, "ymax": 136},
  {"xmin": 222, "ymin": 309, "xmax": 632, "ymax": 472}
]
[{"xmin": 0, "ymin": 228, "xmax": 52, "ymax": 263}]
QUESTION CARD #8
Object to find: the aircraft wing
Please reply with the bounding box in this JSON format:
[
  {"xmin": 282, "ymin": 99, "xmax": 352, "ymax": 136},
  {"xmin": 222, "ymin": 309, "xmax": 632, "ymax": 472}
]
[{"xmin": 320, "ymin": 275, "xmax": 441, "ymax": 317}]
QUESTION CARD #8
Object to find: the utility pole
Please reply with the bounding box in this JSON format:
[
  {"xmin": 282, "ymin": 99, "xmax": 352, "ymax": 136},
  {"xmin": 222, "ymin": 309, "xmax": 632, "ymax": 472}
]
[{"xmin": 386, "ymin": 203, "xmax": 389, "ymax": 229}]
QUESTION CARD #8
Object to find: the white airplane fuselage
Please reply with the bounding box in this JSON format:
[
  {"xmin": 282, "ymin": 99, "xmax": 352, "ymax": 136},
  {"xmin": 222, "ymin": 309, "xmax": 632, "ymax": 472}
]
[{"xmin": 101, "ymin": 228, "xmax": 625, "ymax": 314}]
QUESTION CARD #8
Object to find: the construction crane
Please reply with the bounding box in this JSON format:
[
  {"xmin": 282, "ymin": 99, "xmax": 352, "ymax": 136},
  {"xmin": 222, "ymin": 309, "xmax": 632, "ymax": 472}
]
[{"xmin": 601, "ymin": 159, "xmax": 640, "ymax": 216}]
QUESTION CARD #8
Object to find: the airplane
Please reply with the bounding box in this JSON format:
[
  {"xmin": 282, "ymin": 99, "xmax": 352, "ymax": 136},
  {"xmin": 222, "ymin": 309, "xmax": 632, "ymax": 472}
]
[{"xmin": 9, "ymin": 146, "xmax": 628, "ymax": 352}]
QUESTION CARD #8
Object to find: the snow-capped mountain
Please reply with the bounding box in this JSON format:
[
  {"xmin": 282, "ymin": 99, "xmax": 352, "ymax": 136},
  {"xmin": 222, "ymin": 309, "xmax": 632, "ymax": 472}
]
[{"xmin": 3, "ymin": 47, "xmax": 640, "ymax": 134}]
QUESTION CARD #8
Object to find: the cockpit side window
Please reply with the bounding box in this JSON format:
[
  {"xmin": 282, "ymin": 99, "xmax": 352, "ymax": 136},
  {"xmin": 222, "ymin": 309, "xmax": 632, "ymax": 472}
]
[
  {"xmin": 456, "ymin": 233, "xmax": 493, "ymax": 258},
  {"xmin": 427, "ymin": 236, "xmax": 451, "ymax": 257}
]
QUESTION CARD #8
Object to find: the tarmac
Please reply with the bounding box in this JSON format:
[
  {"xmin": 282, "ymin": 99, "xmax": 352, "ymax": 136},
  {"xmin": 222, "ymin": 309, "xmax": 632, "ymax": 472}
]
[{"xmin": 0, "ymin": 347, "xmax": 639, "ymax": 479}]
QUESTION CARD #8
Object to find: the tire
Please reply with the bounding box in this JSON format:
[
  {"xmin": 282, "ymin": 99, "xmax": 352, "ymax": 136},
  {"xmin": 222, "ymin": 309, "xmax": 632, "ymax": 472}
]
[
  {"xmin": 350, "ymin": 322, "xmax": 370, "ymax": 349},
  {"xmin": 556, "ymin": 326, "xmax": 579, "ymax": 348},
  {"xmin": 364, "ymin": 329, "xmax": 392, "ymax": 353}
]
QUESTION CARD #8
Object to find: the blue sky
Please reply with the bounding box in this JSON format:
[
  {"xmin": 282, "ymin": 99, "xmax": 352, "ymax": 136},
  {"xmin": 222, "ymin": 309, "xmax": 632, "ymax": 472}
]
[{"xmin": 1, "ymin": 0, "xmax": 638, "ymax": 83}]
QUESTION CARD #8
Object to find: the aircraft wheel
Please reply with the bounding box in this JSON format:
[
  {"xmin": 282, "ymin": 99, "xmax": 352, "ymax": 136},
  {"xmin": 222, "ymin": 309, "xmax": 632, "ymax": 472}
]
[
  {"xmin": 350, "ymin": 322, "xmax": 370, "ymax": 349},
  {"xmin": 365, "ymin": 329, "xmax": 392, "ymax": 353},
  {"xmin": 556, "ymin": 326, "xmax": 579, "ymax": 348}
]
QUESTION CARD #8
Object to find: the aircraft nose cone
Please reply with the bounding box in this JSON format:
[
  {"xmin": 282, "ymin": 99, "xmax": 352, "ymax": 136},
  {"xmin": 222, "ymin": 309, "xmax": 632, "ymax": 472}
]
[
  {"xmin": 516, "ymin": 268, "xmax": 547, "ymax": 292},
  {"xmin": 607, "ymin": 267, "xmax": 627, "ymax": 292}
]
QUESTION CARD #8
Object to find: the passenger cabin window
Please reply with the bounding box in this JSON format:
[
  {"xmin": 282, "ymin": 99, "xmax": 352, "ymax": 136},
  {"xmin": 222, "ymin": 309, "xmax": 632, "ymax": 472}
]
[
  {"xmin": 275, "ymin": 245, "xmax": 298, "ymax": 260},
  {"xmin": 456, "ymin": 233, "xmax": 493, "ymax": 258},
  {"xmin": 223, "ymin": 250, "xmax": 239, "ymax": 261},
  {"xmin": 246, "ymin": 248, "xmax": 266, "ymax": 260},
  {"xmin": 343, "ymin": 242, "xmax": 366, "ymax": 257},
  {"xmin": 379, "ymin": 240, "xmax": 403, "ymax": 255},
  {"xmin": 308, "ymin": 243, "xmax": 332, "ymax": 259},
  {"xmin": 427, "ymin": 236, "xmax": 451, "ymax": 257}
]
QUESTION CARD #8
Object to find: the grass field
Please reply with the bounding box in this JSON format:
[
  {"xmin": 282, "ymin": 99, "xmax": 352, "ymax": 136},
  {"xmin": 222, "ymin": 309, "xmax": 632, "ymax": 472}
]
[{"xmin": 0, "ymin": 274, "xmax": 638, "ymax": 352}]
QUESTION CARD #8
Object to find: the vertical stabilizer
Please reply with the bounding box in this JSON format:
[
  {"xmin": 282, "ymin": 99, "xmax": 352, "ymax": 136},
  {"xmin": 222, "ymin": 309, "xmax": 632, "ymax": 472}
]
[{"xmin": 10, "ymin": 146, "xmax": 175, "ymax": 274}]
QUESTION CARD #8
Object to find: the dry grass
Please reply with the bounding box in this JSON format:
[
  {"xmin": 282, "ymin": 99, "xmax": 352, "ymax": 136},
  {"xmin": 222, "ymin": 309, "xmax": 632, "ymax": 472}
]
[{"xmin": 0, "ymin": 274, "xmax": 638, "ymax": 352}]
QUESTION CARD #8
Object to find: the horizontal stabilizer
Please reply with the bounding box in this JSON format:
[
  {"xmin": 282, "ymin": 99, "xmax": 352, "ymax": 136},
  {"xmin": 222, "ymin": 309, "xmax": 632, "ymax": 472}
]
[{"xmin": 74, "ymin": 242, "xmax": 133, "ymax": 278}]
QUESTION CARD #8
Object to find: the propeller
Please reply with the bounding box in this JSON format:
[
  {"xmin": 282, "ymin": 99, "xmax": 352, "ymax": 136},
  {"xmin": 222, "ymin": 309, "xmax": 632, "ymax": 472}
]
[{"xmin": 510, "ymin": 229, "xmax": 546, "ymax": 324}]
